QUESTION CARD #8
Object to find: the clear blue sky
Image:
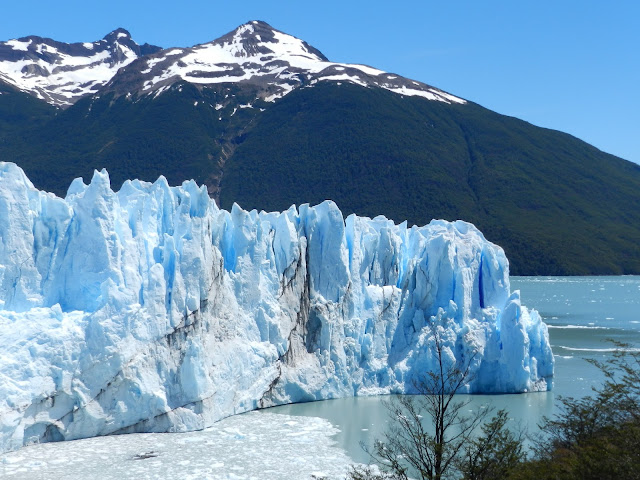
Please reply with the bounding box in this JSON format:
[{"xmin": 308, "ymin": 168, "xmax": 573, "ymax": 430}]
[{"xmin": 2, "ymin": 1, "xmax": 639, "ymax": 164}]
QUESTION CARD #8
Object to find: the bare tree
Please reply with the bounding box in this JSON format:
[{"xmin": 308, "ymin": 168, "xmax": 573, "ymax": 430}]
[{"xmin": 350, "ymin": 321, "xmax": 525, "ymax": 480}]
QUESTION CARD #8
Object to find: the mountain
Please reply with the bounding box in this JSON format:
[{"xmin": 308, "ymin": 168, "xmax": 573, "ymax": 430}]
[
  {"xmin": 0, "ymin": 21, "xmax": 639, "ymax": 276},
  {"xmin": 102, "ymin": 20, "xmax": 465, "ymax": 105},
  {"xmin": 0, "ymin": 162, "xmax": 553, "ymax": 451},
  {"xmin": 0, "ymin": 28, "xmax": 161, "ymax": 107}
]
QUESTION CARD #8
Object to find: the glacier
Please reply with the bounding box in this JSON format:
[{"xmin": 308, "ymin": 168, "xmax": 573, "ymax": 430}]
[{"xmin": 0, "ymin": 161, "xmax": 553, "ymax": 453}]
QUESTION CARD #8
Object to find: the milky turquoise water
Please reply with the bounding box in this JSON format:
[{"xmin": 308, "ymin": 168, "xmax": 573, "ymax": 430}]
[{"xmin": 267, "ymin": 276, "xmax": 640, "ymax": 463}]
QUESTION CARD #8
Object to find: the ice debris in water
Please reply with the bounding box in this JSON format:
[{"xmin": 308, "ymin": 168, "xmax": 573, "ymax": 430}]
[
  {"xmin": 0, "ymin": 412, "xmax": 355, "ymax": 479},
  {"xmin": 0, "ymin": 162, "xmax": 553, "ymax": 452}
]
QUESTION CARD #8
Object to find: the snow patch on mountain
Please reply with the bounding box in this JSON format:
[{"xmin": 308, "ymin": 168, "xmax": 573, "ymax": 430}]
[
  {"xmin": 0, "ymin": 162, "xmax": 551, "ymax": 453},
  {"xmin": 5, "ymin": 39, "xmax": 32, "ymax": 52}
]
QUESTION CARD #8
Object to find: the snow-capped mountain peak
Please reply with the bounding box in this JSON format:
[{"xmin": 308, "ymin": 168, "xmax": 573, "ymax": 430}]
[
  {"xmin": 0, "ymin": 28, "xmax": 161, "ymax": 107},
  {"xmin": 215, "ymin": 20, "xmax": 328, "ymax": 61},
  {"xmin": 0, "ymin": 22, "xmax": 465, "ymax": 107},
  {"xmin": 103, "ymin": 27, "xmax": 133, "ymax": 42},
  {"xmin": 105, "ymin": 21, "xmax": 466, "ymax": 105}
]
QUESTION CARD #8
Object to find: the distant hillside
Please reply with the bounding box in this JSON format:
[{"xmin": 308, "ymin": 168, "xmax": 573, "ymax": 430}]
[
  {"xmin": 1, "ymin": 22, "xmax": 639, "ymax": 275},
  {"xmin": 219, "ymin": 83, "xmax": 640, "ymax": 275},
  {"xmin": 0, "ymin": 81, "xmax": 56, "ymax": 133}
]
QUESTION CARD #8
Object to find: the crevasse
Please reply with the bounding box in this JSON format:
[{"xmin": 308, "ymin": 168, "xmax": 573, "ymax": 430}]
[{"xmin": 0, "ymin": 162, "xmax": 553, "ymax": 452}]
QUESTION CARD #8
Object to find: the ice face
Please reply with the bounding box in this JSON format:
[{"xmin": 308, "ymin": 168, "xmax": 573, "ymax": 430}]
[{"xmin": 0, "ymin": 162, "xmax": 554, "ymax": 452}]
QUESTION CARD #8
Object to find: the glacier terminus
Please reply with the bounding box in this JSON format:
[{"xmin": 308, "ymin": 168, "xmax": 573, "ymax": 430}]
[{"xmin": 0, "ymin": 162, "xmax": 553, "ymax": 452}]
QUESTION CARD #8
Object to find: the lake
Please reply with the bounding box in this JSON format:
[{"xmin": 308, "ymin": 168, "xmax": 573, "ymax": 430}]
[{"xmin": 2, "ymin": 276, "xmax": 639, "ymax": 479}]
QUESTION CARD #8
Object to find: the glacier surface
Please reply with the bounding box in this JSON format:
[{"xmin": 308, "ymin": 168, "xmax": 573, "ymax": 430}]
[{"xmin": 0, "ymin": 162, "xmax": 553, "ymax": 452}]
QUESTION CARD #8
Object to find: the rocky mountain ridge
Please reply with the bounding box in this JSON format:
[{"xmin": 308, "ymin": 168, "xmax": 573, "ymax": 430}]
[
  {"xmin": 0, "ymin": 21, "xmax": 464, "ymax": 108},
  {"xmin": 104, "ymin": 21, "xmax": 465, "ymax": 105},
  {"xmin": 0, "ymin": 28, "xmax": 160, "ymax": 106}
]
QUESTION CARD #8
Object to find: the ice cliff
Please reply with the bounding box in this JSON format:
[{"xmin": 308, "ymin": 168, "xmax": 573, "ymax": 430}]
[{"xmin": 0, "ymin": 162, "xmax": 553, "ymax": 452}]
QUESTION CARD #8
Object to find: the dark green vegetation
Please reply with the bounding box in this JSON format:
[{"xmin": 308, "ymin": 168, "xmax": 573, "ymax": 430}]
[
  {"xmin": 0, "ymin": 82, "xmax": 56, "ymax": 135},
  {"xmin": 221, "ymin": 83, "xmax": 640, "ymax": 275},
  {"xmin": 0, "ymin": 82, "xmax": 262, "ymax": 196},
  {"xmin": 512, "ymin": 345, "xmax": 640, "ymax": 480},
  {"xmin": 352, "ymin": 342, "xmax": 640, "ymax": 480},
  {"xmin": 2, "ymin": 81, "xmax": 640, "ymax": 275}
]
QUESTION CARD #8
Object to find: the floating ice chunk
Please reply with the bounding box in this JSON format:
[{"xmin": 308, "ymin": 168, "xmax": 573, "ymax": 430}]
[{"xmin": 0, "ymin": 412, "xmax": 356, "ymax": 479}]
